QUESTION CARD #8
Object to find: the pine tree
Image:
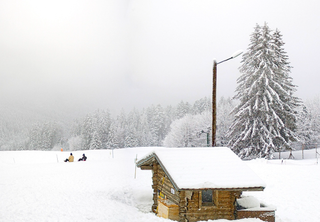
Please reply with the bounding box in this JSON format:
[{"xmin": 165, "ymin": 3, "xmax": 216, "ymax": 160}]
[
  {"xmin": 139, "ymin": 110, "xmax": 153, "ymax": 146},
  {"xmin": 90, "ymin": 130, "xmax": 102, "ymax": 149},
  {"xmin": 296, "ymin": 97, "xmax": 320, "ymax": 147},
  {"xmin": 106, "ymin": 122, "xmax": 117, "ymax": 148},
  {"xmin": 192, "ymin": 97, "xmax": 211, "ymax": 115},
  {"xmin": 81, "ymin": 115, "xmax": 94, "ymax": 150},
  {"xmin": 176, "ymin": 101, "xmax": 192, "ymax": 119},
  {"xmin": 216, "ymin": 97, "xmax": 235, "ymax": 146},
  {"xmin": 124, "ymin": 109, "xmax": 140, "ymax": 147},
  {"xmin": 227, "ymin": 23, "xmax": 300, "ymax": 159}
]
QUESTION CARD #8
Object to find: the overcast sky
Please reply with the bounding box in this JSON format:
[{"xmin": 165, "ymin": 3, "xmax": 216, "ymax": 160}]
[{"xmin": 1, "ymin": 0, "xmax": 319, "ymax": 116}]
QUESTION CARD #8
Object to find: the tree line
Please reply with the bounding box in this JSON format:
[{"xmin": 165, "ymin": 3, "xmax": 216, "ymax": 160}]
[
  {"xmin": 1, "ymin": 95, "xmax": 320, "ymax": 159},
  {"xmin": 0, "ymin": 97, "xmax": 211, "ymax": 151}
]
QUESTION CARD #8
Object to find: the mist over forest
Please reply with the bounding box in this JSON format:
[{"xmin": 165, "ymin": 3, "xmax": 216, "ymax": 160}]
[
  {"xmin": 0, "ymin": 96, "xmax": 212, "ymax": 151},
  {"xmin": 1, "ymin": 2, "xmax": 320, "ymax": 159},
  {"xmin": 1, "ymin": 95, "xmax": 320, "ymax": 155}
]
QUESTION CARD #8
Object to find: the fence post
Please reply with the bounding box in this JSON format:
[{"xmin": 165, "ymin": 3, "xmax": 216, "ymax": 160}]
[
  {"xmin": 134, "ymin": 154, "xmax": 138, "ymax": 179},
  {"xmin": 316, "ymin": 147, "xmax": 320, "ymax": 164}
]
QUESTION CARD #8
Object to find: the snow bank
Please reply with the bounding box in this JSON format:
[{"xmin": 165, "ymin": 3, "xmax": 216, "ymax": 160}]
[
  {"xmin": 237, "ymin": 196, "xmax": 261, "ymax": 209},
  {"xmin": 1, "ymin": 147, "xmax": 319, "ymax": 221}
]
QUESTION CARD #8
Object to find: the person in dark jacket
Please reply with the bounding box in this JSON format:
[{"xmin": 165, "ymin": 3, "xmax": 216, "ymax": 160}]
[{"xmin": 78, "ymin": 154, "xmax": 87, "ymax": 161}]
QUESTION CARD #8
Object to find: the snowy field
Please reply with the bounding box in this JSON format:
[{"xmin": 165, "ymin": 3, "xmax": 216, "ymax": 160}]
[{"xmin": 1, "ymin": 148, "xmax": 320, "ymax": 222}]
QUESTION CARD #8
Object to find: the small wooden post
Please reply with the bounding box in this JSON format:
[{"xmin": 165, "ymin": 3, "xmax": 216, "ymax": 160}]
[{"xmin": 134, "ymin": 154, "xmax": 137, "ymax": 179}]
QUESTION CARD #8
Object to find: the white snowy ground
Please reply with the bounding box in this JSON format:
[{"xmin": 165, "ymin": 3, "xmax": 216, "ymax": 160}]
[{"xmin": 0, "ymin": 148, "xmax": 319, "ymax": 222}]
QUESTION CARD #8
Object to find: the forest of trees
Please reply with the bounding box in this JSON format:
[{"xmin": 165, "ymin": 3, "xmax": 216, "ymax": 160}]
[
  {"xmin": 0, "ymin": 97, "xmax": 210, "ymax": 151},
  {"xmin": 1, "ymin": 23, "xmax": 320, "ymax": 159},
  {"xmin": 1, "ymin": 94, "xmax": 320, "ymax": 155},
  {"xmin": 1, "ymin": 94, "xmax": 320, "ymax": 159}
]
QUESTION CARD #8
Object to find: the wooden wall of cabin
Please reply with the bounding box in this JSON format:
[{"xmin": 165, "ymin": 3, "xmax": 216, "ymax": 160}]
[
  {"xmin": 149, "ymin": 161, "xmax": 243, "ymax": 222},
  {"xmin": 179, "ymin": 190, "xmax": 242, "ymax": 222},
  {"xmin": 151, "ymin": 162, "xmax": 180, "ymax": 213}
]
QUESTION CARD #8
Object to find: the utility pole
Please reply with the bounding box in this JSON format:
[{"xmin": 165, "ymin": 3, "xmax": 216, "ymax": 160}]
[
  {"xmin": 212, "ymin": 60, "xmax": 217, "ymax": 147},
  {"xmin": 211, "ymin": 50, "xmax": 243, "ymax": 147}
]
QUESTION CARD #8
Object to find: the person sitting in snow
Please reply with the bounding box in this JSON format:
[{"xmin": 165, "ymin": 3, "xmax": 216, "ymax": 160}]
[
  {"xmin": 64, "ymin": 153, "xmax": 74, "ymax": 162},
  {"xmin": 78, "ymin": 154, "xmax": 87, "ymax": 161}
]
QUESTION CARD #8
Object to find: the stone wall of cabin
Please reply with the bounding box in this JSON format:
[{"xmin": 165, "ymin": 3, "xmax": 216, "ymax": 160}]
[
  {"xmin": 179, "ymin": 190, "xmax": 242, "ymax": 222},
  {"xmin": 237, "ymin": 210, "xmax": 275, "ymax": 222}
]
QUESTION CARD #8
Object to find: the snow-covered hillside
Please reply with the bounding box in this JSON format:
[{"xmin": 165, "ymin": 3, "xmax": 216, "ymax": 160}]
[{"xmin": 1, "ymin": 148, "xmax": 319, "ymax": 222}]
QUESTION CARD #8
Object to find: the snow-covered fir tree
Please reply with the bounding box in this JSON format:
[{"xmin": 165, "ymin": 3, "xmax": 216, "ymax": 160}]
[
  {"xmin": 216, "ymin": 97, "xmax": 235, "ymax": 146},
  {"xmin": 124, "ymin": 109, "xmax": 140, "ymax": 147},
  {"xmin": 146, "ymin": 105, "xmax": 166, "ymax": 146},
  {"xmin": 296, "ymin": 96, "xmax": 320, "ymax": 147},
  {"xmin": 192, "ymin": 97, "xmax": 211, "ymax": 115},
  {"xmin": 176, "ymin": 101, "xmax": 192, "ymax": 119},
  {"xmin": 81, "ymin": 114, "xmax": 94, "ymax": 149},
  {"xmin": 90, "ymin": 130, "xmax": 103, "ymax": 149},
  {"xmin": 227, "ymin": 23, "xmax": 300, "ymax": 159}
]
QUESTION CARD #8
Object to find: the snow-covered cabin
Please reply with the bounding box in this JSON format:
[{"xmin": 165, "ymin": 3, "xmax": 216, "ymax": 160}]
[{"xmin": 136, "ymin": 147, "xmax": 275, "ymax": 222}]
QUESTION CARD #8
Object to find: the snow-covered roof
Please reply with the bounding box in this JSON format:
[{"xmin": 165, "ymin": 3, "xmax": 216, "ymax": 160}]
[{"xmin": 137, "ymin": 147, "xmax": 266, "ymax": 190}]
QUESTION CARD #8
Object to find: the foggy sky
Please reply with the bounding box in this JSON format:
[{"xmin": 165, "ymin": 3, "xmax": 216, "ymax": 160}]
[{"xmin": 1, "ymin": 0, "xmax": 319, "ymax": 116}]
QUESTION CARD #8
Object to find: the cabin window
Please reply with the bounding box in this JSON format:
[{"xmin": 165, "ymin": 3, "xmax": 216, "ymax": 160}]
[{"xmin": 201, "ymin": 190, "xmax": 214, "ymax": 206}]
